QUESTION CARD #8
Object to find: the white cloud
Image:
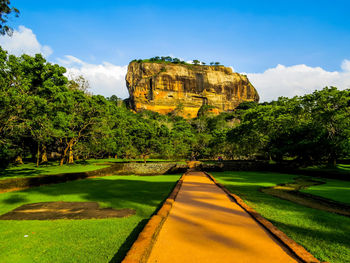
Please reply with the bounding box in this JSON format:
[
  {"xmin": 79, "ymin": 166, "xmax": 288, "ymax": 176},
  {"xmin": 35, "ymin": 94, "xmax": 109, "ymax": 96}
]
[
  {"xmin": 341, "ymin": 59, "xmax": 350, "ymax": 72},
  {"xmin": 0, "ymin": 25, "xmax": 52, "ymax": 57},
  {"xmin": 247, "ymin": 60, "xmax": 350, "ymax": 102},
  {"xmin": 59, "ymin": 55, "xmax": 128, "ymax": 98}
]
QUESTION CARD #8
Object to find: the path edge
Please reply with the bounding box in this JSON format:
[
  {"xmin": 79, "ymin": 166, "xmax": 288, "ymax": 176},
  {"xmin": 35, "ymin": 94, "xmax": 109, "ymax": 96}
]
[
  {"xmin": 204, "ymin": 172, "xmax": 323, "ymax": 263},
  {"xmin": 121, "ymin": 173, "xmax": 185, "ymax": 263}
]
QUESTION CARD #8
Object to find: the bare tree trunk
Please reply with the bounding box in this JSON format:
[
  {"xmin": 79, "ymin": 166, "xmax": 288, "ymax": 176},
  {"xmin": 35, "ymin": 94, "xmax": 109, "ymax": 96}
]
[
  {"xmin": 60, "ymin": 139, "xmax": 75, "ymax": 166},
  {"xmin": 41, "ymin": 145, "xmax": 48, "ymax": 163},
  {"xmin": 68, "ymin": 142, "xmax": 74, "ymax": 164},
  {"xmin": 15, "ymin": 156, "xmax": 23, "ymax": 164},
  {"xmin": 328, "ymin": 158, "xmax": 337, "ymax": 167},
  {"xmin": 60, "ymin": 156, "xmax": 65, "ymax": 166},
  {"xmin": 36, "ymin": 143, "xmax": 40, "ymax": 167},
  {"xmin": 60, "ymin": 142, "xmax": 70, "ymax": 166}
]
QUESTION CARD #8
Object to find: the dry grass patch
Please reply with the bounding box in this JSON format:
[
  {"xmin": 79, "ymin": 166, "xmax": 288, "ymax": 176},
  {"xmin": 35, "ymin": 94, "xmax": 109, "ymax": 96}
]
[{"xmin": 0, "ymin": 201, "xmax": 135, "ymax": 220}]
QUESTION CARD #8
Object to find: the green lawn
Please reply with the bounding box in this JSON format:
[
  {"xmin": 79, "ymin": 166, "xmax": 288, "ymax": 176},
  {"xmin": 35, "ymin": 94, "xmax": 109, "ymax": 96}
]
[
  {"xmin": 212, "ymin": 171, "xmax": 350, "ymax": 263},
  {"xmin": 0, "ymin": 174, "xmax": 181, "ymax": 263},
  {"xmin": 0, "ymin": 158, "xmax": 185, "ymax": 180},
  {"xmin": 301, "ymin": 178, "xmax": 350, "ymax": 204},
  {"xmin": 300, "ymin": 163, "xmax": 350, "ymax": 176},
  {"xmin": 0, "ymin": 159, "xmax": 113, "ymax": 180}
]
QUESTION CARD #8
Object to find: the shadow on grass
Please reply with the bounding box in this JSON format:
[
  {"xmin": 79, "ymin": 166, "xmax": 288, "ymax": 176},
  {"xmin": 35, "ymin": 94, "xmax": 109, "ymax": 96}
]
[
  {"xmin": 0, "ymin": 177, "xmax": 179, "ymax": 214},
  {"xmin": 0, "ymin": 175, "xmax": 180, "ymax": 262},
  {"xmin": 108, "ymin": 219, "xmax": 149, "ymax": 263},
  {"xmin": 0, "ymin": 161, "xmax": 110, "ymax": 180},
  {"xmin": 2, "ymin": 194, "xmax": 28, "ymax": 204},
  {"xmin": 0, "ymin": 167, "xmax": 45, "ymax": 178},
  {"xmin": 267, "ymin": 219, "xmax": 350, "ymax": 263}
]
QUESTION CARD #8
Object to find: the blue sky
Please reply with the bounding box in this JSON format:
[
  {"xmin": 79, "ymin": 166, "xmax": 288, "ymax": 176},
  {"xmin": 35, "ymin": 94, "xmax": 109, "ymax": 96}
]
[{"xmin": 2, "ymin": 0, "xmax": 350, "ymax": 100}]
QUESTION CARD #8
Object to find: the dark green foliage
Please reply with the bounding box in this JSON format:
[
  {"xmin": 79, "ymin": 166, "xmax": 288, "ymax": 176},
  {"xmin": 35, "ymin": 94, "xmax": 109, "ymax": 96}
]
[
  {"xmin": 197, "ymin": 104, "xmax": 216, "ymax": 117},
  {"xmin": 136, "ymin": 56, "xmax": 213, "ymax": 67},
  {"xmin": 142, "ymin": 56, "xmax": 187, "ymax": 64},
  {"xmin": 228, "ymin": 88, "xmax": 350, "ymax": 165},
  {"xmin": 192, "ymin": 59, "xmax": 200, "ymax": 65},
  {"xmin": 236, "ymin": 101, "xmax": 258, "ymax": 110}
]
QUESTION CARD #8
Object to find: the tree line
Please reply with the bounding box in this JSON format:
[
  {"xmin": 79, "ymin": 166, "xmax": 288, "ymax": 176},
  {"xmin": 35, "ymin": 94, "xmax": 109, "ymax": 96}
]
[
  {"xmin": 1, "ymin": 48, "xmax": 349, "ymax": 167},
  {"xmin": 230, "ymin": 88, "xmax": 350, "ymax": 166}
]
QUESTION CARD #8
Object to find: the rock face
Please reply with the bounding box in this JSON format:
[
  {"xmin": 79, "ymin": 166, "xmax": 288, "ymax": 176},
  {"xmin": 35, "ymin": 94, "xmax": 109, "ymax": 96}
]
[{"xmin": 126, "ymin": 62, "xmax": 259, "ymax": 118}]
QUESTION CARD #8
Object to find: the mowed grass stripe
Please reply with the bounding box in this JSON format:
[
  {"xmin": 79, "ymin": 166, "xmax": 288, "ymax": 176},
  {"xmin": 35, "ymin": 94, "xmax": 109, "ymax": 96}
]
[{"xmin": 0, "ymin": 174, "xmax": 181, "ymax": 263}]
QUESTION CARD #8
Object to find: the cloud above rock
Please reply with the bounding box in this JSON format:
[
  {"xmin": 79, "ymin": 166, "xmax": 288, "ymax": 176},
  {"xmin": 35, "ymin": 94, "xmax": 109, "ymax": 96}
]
[
  {"xmin": 0, "ymin": 25, "xmax": 52, "ymax": 57},
  {"xmin": 247, "ymin": 61, "xmax": 350, "ymax": 102},
  {"xmin": 58, "ymin": 55, "xmax": 128, "ymax": 98}
]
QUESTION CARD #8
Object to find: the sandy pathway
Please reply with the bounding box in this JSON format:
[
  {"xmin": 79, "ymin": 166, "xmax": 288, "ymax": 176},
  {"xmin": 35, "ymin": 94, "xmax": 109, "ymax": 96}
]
[{"xmin": 147, "ymin": 171, "xmax": 299, "ymax": 263}]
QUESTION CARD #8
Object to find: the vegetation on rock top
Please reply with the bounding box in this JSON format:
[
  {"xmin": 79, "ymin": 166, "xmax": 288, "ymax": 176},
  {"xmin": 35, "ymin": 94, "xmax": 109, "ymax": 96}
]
[{"xmin": 131, "ymin": 56, "xmax": 221, "ymax": 66}]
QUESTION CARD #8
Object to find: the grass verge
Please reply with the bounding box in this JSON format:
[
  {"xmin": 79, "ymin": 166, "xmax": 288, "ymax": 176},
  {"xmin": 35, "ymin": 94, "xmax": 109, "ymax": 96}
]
[
  {"xmin": 212, "ymin": 171, "xmax": 350, "ymax": 263},
  {"xmin": 0, "ymin": 174, "xmax": 181, "ymax": 263},
  {"xmin": 300, "ymin": 178, "xmax": 350, "ymax": 204}
]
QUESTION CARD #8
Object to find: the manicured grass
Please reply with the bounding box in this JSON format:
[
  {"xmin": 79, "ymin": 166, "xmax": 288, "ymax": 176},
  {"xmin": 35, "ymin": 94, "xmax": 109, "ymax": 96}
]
[
  {"xmin": 212, "ymin": 171, "xmax": 350, "ymax": 263},
  {"xmin": 0, "ymin": 160, "xmax": 112, "ymax": 180},
  {"xmin": 301, "ymin": 178, "xmax": 350, "ymax": 204},
  {"xmin": 301, "ymin": 163, "xmax": 350, "ymax": 176},
  {"xmin": 0, "ymin": 158, "xmax": 186, "ymax": 180},
  {"xmin": 0, "ymin": 174, "xmax": 181, "ymax": 263}
]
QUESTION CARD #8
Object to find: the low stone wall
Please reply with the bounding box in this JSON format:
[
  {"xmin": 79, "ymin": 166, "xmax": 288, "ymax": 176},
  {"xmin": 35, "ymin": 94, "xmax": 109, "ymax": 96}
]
[
  {"xmin": 113, "ymin": 162, "xmax": 188, "ymax": 175},
  {"xmin": 0, "ymin": 162, "xmax": 188, "ymax": 193},
  {"xmin": 200, "ymin": 161, "xmax": 270, "ymax": 172}
]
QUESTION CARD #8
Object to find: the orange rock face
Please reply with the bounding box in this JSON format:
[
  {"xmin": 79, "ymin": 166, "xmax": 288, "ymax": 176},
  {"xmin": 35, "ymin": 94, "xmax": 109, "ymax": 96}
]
[{"xmin": 126, "ymin": 62, "xmax": 259, "ymax": 118}]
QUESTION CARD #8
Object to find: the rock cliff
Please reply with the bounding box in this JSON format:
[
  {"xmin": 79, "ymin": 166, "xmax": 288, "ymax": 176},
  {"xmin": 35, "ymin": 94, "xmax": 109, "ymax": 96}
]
[{"xmin": 126, "ymin": 61, "xmax": 259, "ymax": 118}]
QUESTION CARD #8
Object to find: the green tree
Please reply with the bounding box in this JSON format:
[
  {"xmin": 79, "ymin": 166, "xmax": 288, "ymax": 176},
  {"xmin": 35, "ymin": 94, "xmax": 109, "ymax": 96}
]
[
  {"xmin": 130, "ymin": 119, "xmax": 159, "ymax": 163},
  {"xmin": 0, "ymin": 0, "xmax": 19, "ymax": 35},
  {"xmin": 192, "ymin": 60, "xmax": 200, "ymax": 65}
]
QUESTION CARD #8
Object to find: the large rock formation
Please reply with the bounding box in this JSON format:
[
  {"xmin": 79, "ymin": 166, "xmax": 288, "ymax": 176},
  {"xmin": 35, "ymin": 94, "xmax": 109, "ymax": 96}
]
[{"xmin": 126, "ymin": 61, "xmax": 259, "ymax": 118}]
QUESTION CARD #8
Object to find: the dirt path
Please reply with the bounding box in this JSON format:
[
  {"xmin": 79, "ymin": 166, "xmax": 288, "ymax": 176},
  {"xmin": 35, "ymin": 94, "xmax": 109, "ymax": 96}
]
[{"xmin": 147, "ymin": 171, "xmax": 299, "ymax": 263}]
